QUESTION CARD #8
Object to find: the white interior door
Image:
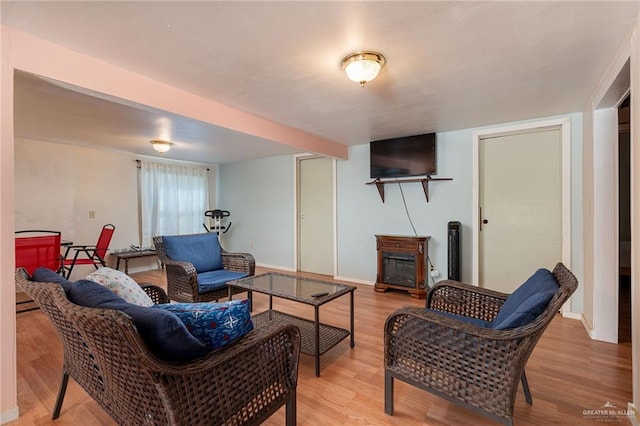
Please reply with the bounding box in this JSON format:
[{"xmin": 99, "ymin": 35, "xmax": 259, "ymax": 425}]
[
  {"xmin": 479, "ymin": 129, "xmax": 562, "ymax": 293},
  {"xmin": 298, "ymin": 157, "xmax": 333, "ymax": 275}
]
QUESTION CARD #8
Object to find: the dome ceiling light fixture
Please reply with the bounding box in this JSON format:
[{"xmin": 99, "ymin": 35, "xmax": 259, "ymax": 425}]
[
  {"xmin": 341, "ymin": 51, "xmax": 386, "ymax": 87},
  {"xmin": 150, "ymin": 139, "xmax": 173, "ymax": 153}
]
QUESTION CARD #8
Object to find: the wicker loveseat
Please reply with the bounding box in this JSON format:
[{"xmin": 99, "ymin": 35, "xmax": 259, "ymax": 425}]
[
  {"xmin": 16, "ymin": 267, "xmax": 300, "ymax": 425},
  {"xmin": 153, "ymin": 233, "xmax": 255, "ymax": 304},
  {"xmin": 384, "ymin": 262, "xmax": 578, "ymax": 425}
]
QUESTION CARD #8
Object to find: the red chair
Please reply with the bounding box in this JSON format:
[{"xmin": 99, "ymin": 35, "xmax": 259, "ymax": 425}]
[
  {"xmin": 15, "ymin": 230, "xmax": 62, "ymax": 312},
  {"xmin": 61, "ymin": 224, "xmax": 115, "ymax": 278},
  {"xmin": 15, "ymin": 230, "xmax": 63, "ymax": 274}
]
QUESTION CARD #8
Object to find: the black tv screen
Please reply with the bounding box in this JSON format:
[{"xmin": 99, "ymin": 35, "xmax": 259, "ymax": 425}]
[{"xmin": 370, "ymin": 133, "xmax": 437, "ymax": 178}]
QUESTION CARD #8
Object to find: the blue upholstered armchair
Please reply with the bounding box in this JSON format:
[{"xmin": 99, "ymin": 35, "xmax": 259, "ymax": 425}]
[{"xmin": 153, "ymin": 233, "xmax": 255, "ymax": 305}]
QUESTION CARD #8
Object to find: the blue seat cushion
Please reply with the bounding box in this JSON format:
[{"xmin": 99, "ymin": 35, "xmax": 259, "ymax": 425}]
[
  {"xmin": 68, "ymin": 279, "xmax": 210, "ymax": 363},
  {"xmin": 492, "ymin": 268, "xmax": 559, "ymax": 330},
  {"xmin": 162, "ymin": 233, "xmax": 223, "ymax": 273},
  {"xmin": 153, "ymin": 300, "xmax": 253, "ymax": 349},
  {"xmin": 425, "ymin": 308, "xmax": 492, "ymax": 328},
  {"xmin": 197, "ymin": 270, "xmax": 249, "ymax": 293},
  {"xmin": 33, "ymin": 267, "xmax": 73, "ymax": 293}
]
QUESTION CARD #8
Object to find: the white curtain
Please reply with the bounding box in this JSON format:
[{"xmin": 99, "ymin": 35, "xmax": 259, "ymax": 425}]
[{"xmin": 140, "ymin": 161, "xmax": 209, "ymax": 247}]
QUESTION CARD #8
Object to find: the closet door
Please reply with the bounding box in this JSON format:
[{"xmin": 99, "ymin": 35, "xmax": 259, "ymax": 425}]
[
  {"xmin": 298, "ymin": 157, "xmax": 333, "ymax": 275},
  {"xmin": 479, "ymin": 128, "xmax": 562, "ymax": 293}
]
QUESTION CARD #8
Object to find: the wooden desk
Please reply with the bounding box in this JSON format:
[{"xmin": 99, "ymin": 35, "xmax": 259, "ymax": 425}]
[{"xmin": 113, "ymin": 249, "xmax": 158, "ymax": 274}]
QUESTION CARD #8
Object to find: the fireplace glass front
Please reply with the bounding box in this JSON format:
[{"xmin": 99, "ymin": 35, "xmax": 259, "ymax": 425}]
[{"xmin": 382, "ymin": 251, "xmax": 416, "ymax": 288}]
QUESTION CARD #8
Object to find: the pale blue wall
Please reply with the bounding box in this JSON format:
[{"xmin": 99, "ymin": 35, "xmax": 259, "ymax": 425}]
[
  {"xmin": 336, "ymin": 130, "xmax": 473, "ymax": 284},
  {"xmin": 217, "ymin": 155, "xmax": 295, "ymax": 269},
  {"xmin": 218, "ymin": 113, "xmax": 584, "ymax": 312}
]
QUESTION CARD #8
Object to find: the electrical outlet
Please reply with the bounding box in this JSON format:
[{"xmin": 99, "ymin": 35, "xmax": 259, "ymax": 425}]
[
  {"xmin": 430, "ymin": 269, "xmax": 440, "ymax": 278},
  {"xmin": 89, "ymin": 210, "xmax": 96, "ymax": 219}
]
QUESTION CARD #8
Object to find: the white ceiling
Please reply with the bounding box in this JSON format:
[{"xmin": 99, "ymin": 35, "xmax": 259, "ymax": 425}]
[{"xmin": 3, "ymin": 1, "xmax": 639, "ymax": 164}]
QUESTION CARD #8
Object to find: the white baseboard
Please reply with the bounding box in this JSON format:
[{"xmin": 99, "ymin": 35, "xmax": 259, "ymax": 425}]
[
  {"xmin": 561, "ymin": 311, "xmax": 582, "ymax": 320},
  {"xmin": 575, "ymin": 313, "xmax": 619, "ymax": 343},
  {"xmin": 255, "ymin": 262, "xmax": 296, "ymax": 273},
  {"xmin": 0, "ymin": 406, "xmax": 18, "ymax": 425},
  {"xmin": 333, "ymin": 275, "xmax": 373, "ymax": 286},
  {"xmin": 579, "ymin": 314, "xmax": 596, "ymax": 339},
  {"xmin": 628, "ymin": 403, "xmax": 639, "ymax": 426},
  {"xmin": 252, "ymin": 266, "xmax": 373, "ymax": 286}
]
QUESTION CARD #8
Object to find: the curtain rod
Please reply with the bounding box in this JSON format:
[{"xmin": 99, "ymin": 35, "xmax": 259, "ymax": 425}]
[{"xmin": 135, "ymin": 159, "xmax": 209, "ymax": 171}]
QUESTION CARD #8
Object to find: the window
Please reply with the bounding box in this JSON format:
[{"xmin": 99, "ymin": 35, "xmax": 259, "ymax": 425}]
[{"xmin": 140, "ymin": 161, "xmax": 209, "ymax": 247}]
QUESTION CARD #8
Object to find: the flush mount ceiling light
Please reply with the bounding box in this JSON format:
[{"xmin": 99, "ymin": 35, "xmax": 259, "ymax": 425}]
[
  {"xmin": 150, "ymin": 140, "xmax": 173, "ymax": 153},
  {"xmin": 341, "ymin": 51, "xmax": 386, "ymax": 87}
]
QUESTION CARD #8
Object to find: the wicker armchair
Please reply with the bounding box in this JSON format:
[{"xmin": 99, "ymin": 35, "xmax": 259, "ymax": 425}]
[
  {"xmin": 16, "ymin": 268, "xmax": 300, "ymax": 425},
  {"xmin": 153, "ymin": 233, "xmax": 255, "ymax": 304},
  {"xmin": 384, "ymin": 262, "xmax": 578, "ymax": 425}
]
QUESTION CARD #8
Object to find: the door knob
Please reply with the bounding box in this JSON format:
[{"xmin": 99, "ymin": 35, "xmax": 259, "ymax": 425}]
[{"xmin": 482, "ymin": 219, "xmax": 488, "ymax": 224}]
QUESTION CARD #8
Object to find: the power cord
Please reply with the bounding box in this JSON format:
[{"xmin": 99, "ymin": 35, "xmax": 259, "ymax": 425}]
[
  {"xmin": 427, "ymin": 255, "xmax": 438, "ymax": 287},
  {"xmin": 397, "ymin": 179, "xmax": 417, "ymax": 236},
  {"xmin": 398, "ymin": 179, "xmax": 437, "ymax": 287}
]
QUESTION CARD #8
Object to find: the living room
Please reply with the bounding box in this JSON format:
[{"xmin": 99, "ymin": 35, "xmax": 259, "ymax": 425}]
[{"xmin": 3, "ymin": 2, "xmax": 640, "ymax": 425}]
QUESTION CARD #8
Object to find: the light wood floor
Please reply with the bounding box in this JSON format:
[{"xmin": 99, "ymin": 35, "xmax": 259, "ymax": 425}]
[{"xmin": 12, "ymin": 267, "xmax": 632, "ymax": 425}]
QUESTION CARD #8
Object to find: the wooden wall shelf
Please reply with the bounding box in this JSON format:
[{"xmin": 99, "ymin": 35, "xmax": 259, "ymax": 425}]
[{"xmin": 366, "ymin": 177, "xmax": 453, "ymax": 202}]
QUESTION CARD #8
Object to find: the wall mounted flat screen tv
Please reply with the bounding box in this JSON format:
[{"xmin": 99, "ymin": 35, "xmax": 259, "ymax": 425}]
[{"xmin": 370, "ymin": 133, "xmax": 437, "ymax": 178}]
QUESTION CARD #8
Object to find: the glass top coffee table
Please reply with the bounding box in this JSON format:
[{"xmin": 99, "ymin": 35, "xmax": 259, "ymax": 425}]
[{"xmin": 228, "ymin": 272, "xmax": 356, "ymax": 377}]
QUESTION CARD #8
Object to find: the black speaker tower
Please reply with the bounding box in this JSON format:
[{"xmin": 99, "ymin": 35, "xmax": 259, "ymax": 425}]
[{"xmin": 448, "ymin": 221, "xmax": 461, "ymax": 281}]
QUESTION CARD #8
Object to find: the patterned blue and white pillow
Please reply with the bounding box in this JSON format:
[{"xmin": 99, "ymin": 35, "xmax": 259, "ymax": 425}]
[
  {"xmin": 152, "ymin": 300, "xmax": 253, "ymax": 349},
  {"xmin": 87, "ymin": 267, "xmax": 154, "ymax": 307}
]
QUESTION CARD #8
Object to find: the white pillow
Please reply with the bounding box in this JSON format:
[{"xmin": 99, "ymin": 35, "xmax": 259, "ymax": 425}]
[{"xmin": 87, "ymin": 267, "xmax": 154, "ymax": 307}]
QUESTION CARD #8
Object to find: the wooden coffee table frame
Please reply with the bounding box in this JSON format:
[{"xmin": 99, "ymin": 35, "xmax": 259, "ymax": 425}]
[{"xmin": 228, "ymin": 272, "xmax": 355, "ymax": 377}]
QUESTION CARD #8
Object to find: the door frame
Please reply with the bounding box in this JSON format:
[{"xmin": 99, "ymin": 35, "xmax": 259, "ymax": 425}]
[
  {"xmin": 472, "ymin": 117, "xmax": 572, "ymax": 310},
  {"xmin": 293, "ymin": 153, "xmax": 337, "ymax": 275}
]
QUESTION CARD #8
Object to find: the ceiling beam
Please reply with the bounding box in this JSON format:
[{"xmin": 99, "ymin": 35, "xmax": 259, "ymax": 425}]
[{"xmin": 4, "ymin": 25, "xmax": 348, "ymax": 160}]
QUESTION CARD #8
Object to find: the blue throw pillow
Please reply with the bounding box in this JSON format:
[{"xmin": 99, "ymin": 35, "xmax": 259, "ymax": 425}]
[
  {"xmin": 33, "ymin": 267, "xmax": 73, "ymax": 293},
  {"xmin": 425, "ymin": 308, "xmax": 492, "ymax": 328},
  {"xmin": 68, "ymin": 279, "xmax": 210, "ymax": 363},
  {"xmin": 153, "ymin": 300, "xmax": 253, "ymax": 349},
  {"xmin": 493, "ymin": 288, "xmax": 557, "ymax": 330},
  {"xmin": 69, "ymin": 279, "xmax": 124, "ymax": 306},
  {"xmin": 162, "ymin": 233, "xmax": 223, "ymax": 273},
  {"xmin": 492, "ymin": 268, "xmax": 559, "ymax": 330}
]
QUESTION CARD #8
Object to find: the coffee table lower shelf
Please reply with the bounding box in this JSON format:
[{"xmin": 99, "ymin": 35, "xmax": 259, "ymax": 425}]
[{"xmin": 252, "ymin": 310, "xmax": 350, "ymax": 356}]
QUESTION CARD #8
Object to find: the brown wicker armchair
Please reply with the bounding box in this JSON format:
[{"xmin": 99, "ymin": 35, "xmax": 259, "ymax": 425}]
[
  {"xmin": 153, "ymin": 233, "xmax": 255, "ymax": 304},
  {"xmin": 384, "ymin": 262, "xmax": 578, "ymax": 426},
  {"xmin": 16, "ymin": 268, "xmax": 300, "ymax": 425}
]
